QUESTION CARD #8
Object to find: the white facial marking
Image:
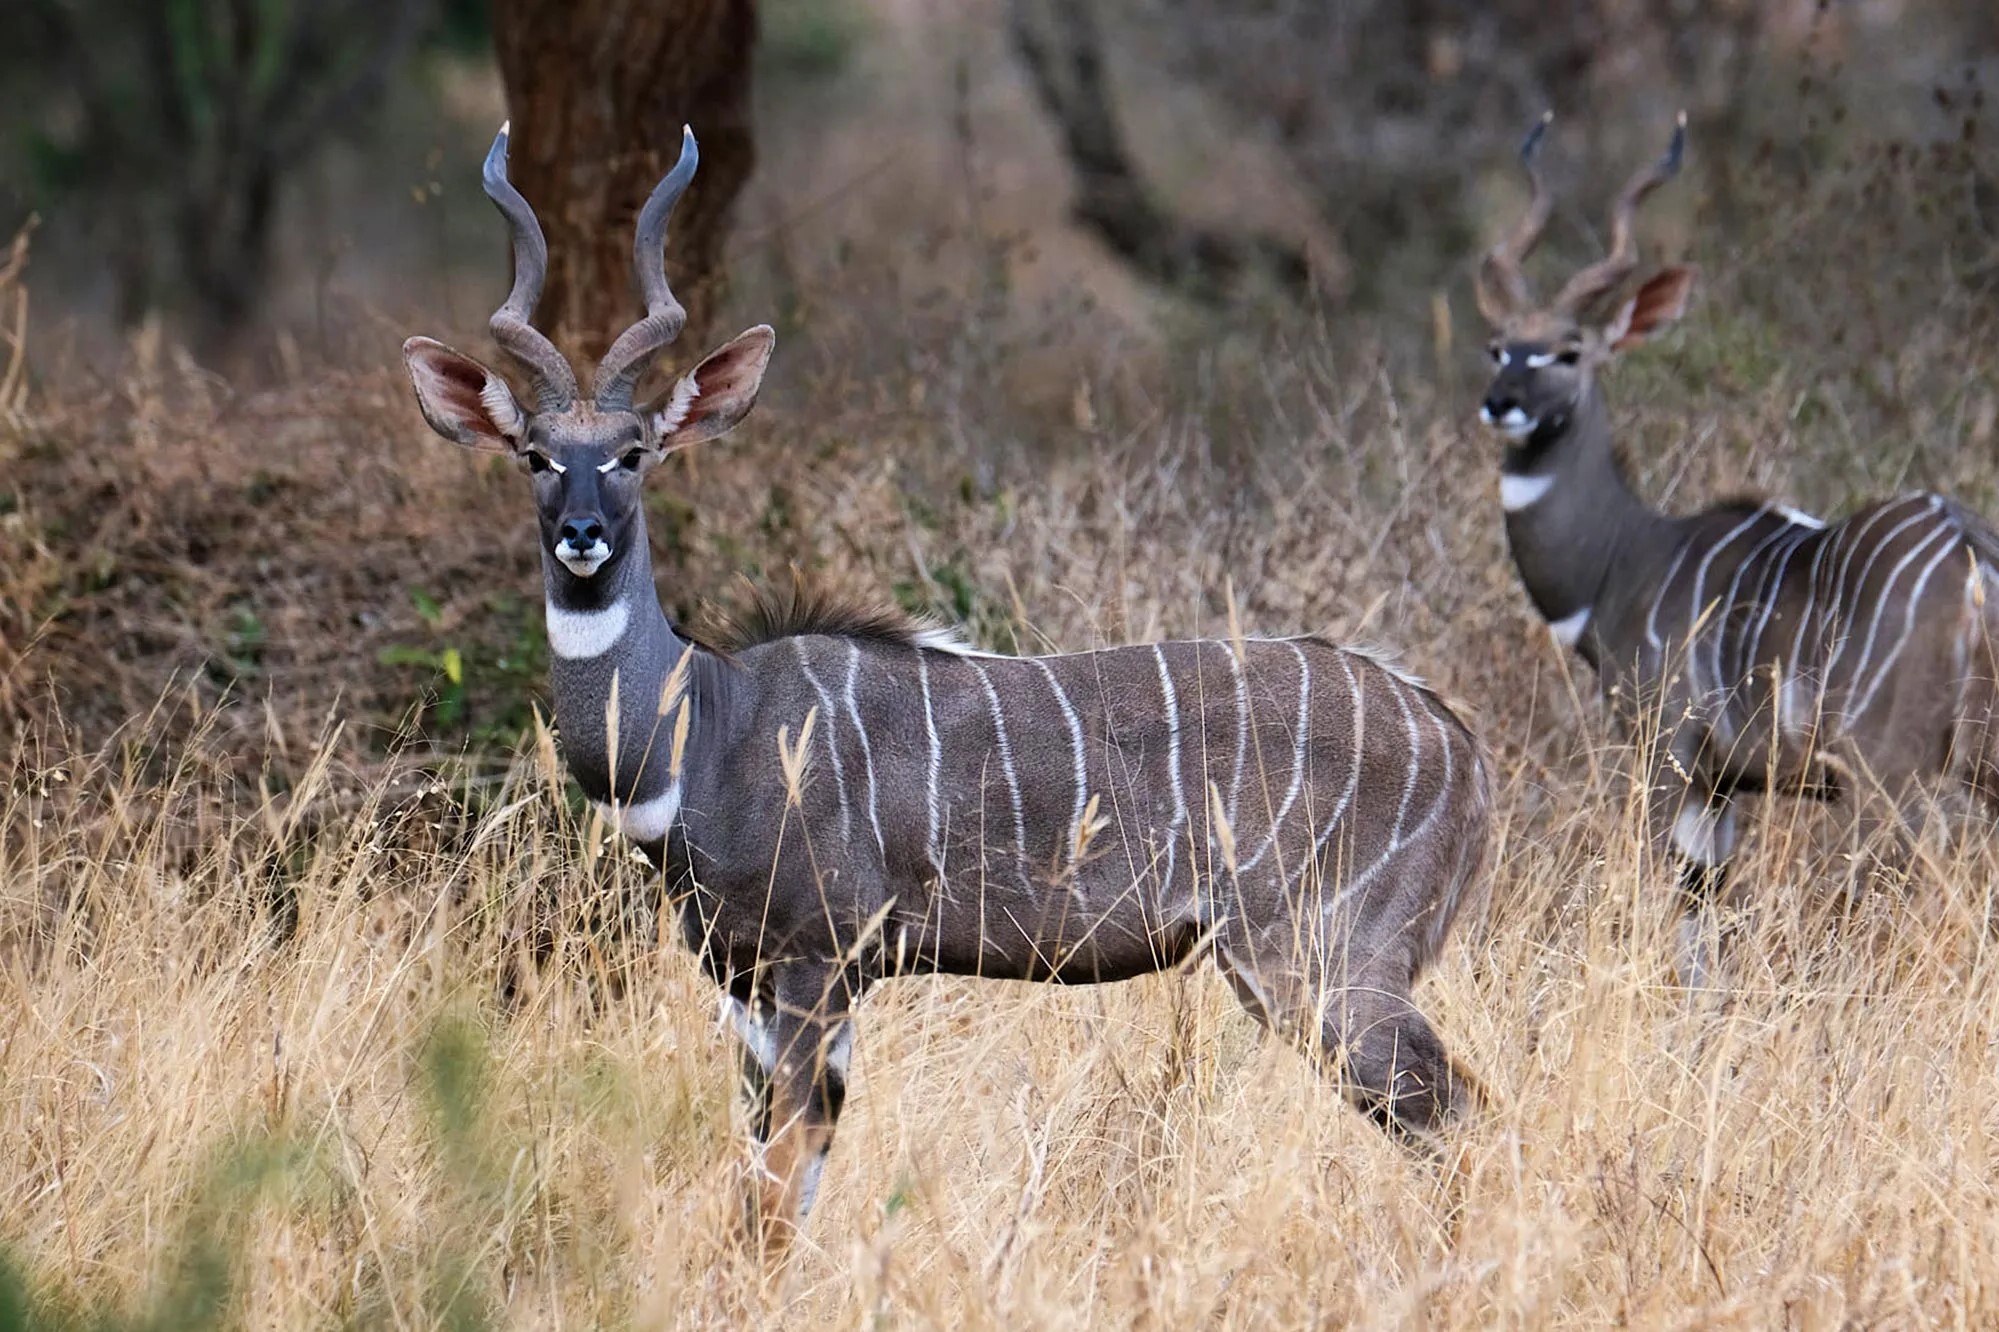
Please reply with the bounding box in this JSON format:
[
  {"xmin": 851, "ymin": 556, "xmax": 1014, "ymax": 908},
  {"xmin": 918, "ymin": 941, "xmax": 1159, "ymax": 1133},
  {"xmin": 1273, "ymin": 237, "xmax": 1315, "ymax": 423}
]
[
  {"xmin": 1496, "ymin": 348, "xmax": 1512, "ymax": 367},
  {"xmin": 1497, "ymin": 407, "xmax": 1537, "ymax": 440},
  {"xmin": 546, "ymin": 458, "xmax": 567, "ymax": 474},
  {"xmin": 1499, "ymin": 472, "xmax": 1556, "ymax": 511},
  {"xmin": 1672, "ymin": 804, "xmax": 1731, "ymax": 867},
  {"xmin": 546, "ymin": 599, "xmax": 629, "ymax": 658},
  {"xmin": 1547, "ymin": 606, "xmax": 1591, "ymax": 648},
  {"xmin": 596, "ymin": 457, "xmax": 620, "ymax": 474},
  {"xmin": 1524, "ymin": 351, "xmax": 1558, "ymax": 369},
  {"xmin": 556, "ymin": 539, "xmax": 612, "ymax": 578},
  {"xmin": 596, "ymin": 781, "xmax": 682, "ymax": 843}
]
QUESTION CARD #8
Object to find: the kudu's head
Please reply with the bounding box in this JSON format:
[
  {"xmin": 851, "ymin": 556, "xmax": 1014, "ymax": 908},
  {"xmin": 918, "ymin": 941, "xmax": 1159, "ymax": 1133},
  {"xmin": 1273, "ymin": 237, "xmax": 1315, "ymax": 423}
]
[
  {"xmin": 402, "ymin": 124, "xmax": 773, "ymax": 582},
  {"xmin": 1475, "ymin": 113, "xmax": 1695, "ymax": 444}
]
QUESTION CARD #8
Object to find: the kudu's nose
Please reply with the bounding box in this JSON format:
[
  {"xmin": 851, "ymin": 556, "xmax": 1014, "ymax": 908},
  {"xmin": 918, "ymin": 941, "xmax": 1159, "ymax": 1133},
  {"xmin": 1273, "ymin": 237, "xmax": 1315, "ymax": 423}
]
[
  {"xmin": 559, "ymin": 516, "xmax": 604, "ymax": 548},
  {"xmin": 1481, "ymin": 391, "xmax": 1519, "ymax": 420}
]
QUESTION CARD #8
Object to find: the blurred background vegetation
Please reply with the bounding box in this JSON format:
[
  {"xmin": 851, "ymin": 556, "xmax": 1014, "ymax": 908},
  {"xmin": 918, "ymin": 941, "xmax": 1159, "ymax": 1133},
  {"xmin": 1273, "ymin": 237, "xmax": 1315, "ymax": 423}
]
[
  {"xmin": 6, "ymin": 6, "xmax": 1999, "ymax": 1327},
  {"xmin": 2, "ymin": 0, "xmax": 1992, "ymax": 368},
  {"xmin": 3, "ymin": 0, "xmax": 1998, "ymax": 757}
]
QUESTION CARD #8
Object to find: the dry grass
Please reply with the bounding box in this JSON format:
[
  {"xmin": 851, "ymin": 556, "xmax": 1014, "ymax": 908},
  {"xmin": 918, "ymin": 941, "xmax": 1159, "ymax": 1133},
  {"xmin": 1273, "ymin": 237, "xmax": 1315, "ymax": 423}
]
[
  {"xmin": 6, "ymin": 661, "xmax": 1999, "ymax": 1328},
  {"xmin": 7, "ymin": 47, "xmax": 1999, "ymax": 1327}
]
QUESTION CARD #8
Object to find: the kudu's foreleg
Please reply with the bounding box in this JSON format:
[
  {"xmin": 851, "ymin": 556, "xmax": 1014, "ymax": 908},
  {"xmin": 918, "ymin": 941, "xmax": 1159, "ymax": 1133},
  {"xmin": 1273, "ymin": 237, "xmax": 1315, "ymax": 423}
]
[
  {"xmin": 1217, "ymin": 942, "xmax": 1481, "ymax": 1148},
  {"xmin": 1330, "ymin": 986, "xmax": 1484, "ymax": 1146},
  {"xmin": 1650, "ymin": 769, "xmax": 1742, "ymax": 992},
  {"xmin": 730, "ymin": 963, "xmax": 853, "ymax": 1258}
]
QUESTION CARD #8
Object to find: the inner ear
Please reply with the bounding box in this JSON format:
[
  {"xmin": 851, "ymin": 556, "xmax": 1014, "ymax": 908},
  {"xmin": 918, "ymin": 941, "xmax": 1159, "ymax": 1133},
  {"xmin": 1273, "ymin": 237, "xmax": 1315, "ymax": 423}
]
[
  {"xmin": 1606, "ymin": 265, "xmax": 1697, "ymax": 352},
  {"xmin": 646, "ymin": 325, "xmax": 776, "ymax": 451},
  {"xmin": 404, "ymin": 336, "xmax": 526, "ymax": 452}
]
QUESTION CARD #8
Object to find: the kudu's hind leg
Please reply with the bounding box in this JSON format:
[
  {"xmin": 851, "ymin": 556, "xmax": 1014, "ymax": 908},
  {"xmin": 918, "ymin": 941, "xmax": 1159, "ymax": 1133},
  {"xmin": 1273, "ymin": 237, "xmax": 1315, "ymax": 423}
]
[{"xmin": 731, "ymin": 963, "xmax": 853, "ymax": 1257}]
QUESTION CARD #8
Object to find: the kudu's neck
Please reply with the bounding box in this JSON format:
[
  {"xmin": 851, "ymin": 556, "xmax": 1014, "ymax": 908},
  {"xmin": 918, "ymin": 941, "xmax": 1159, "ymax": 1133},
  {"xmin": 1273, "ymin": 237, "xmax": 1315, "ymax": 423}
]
[
  {"xmin": 542, "ymin": 510, "xmax": 720, "ymax": 807},
  {"xmin": 1499, "ymin": 384, "xmax": 1676, "ymax": 659}
]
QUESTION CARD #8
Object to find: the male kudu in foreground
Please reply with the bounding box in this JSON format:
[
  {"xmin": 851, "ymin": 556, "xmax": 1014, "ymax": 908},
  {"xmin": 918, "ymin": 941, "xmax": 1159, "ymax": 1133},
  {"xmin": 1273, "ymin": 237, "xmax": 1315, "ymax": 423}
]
[
  {"xmin": 1475, "ymin": 114, "xmax": 1999, "ymax": 985},
  {"xmin": 403, "ymin": 124, "xmax": 1492, "ymax": 1250}
]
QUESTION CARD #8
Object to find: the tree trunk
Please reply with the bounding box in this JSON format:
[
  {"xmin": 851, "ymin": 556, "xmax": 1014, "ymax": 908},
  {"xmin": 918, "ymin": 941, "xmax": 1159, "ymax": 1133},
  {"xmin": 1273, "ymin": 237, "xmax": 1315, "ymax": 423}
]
[{"xmin": 492, "ymin": 0, "xmax": 757, "ymax": 375}]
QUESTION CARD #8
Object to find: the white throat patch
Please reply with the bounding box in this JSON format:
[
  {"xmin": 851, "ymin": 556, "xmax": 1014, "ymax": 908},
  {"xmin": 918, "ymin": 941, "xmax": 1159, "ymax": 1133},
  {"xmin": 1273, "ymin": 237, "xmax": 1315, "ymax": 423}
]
[
  {"xmin": 546, "ymin": 599, "xmax": 629, "ymax": 659},
  {"xmin": 1500, "ymin": 472, "xmax": 1556, "ymax": 512}
]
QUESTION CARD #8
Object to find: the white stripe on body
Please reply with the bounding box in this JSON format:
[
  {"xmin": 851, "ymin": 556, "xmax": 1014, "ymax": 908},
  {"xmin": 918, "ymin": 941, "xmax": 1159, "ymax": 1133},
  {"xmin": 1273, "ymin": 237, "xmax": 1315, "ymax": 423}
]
[
  {"xmin": 1645, "ymin": 538, "xmax": 1703, "ymax": 654},
  {"xmin": 1238, "ymin": 642, "xmax": 1313, "ymax": 875},
  {"xmin": 1736, "ymin": 520, "xmax": 1817, "ymax": 700},
  {"xmin": 1683, "ymin": 508, "xmax": 1772, "ymax": 699},
  {"xmin": 1841, "ymin": 519, "xmax": 1963, "ymax": 720},
  {"xmin": 1805, "ymin": 496, "xmax": 1928, "ymax": 675},
  {"xmin": 1326, "ymin": 675, "xmax": 1458, "ymax": 919},
  {"xmin": 1299, "ymin": 655, "xmax": 1368, "ymax": 882},
  {"xmin": 1152, "ymin": 645, "xmax": 1188, "ymax": 896},
  {"xmin": 1035, "ymin": 659, "xmax": 1090, "ymax": 872},
  {"xmin": 845, "ymin": 642, "xmax": 887, "ymax": 859},
  {"xmin": 1819, "ymin": 499, "xmax": 1944, "ymax": 686},
  {"xmin": 1225, "ymin": 644, "xmax": 1250, "ymax": 828},
  {"xmin": 972, "ymin": 660, "xmax": 1029, "ymax": 867},
  {"xmin": 1707, "ymin": 516, "xmax": 1800, "ymax": 704},
  {"xmin": 917, "ymin": 651, "xmax": 944, "ymax": 875},
  {"xmin": 793, "ymin": 641, "xmax": 853, "ymax": 842}
]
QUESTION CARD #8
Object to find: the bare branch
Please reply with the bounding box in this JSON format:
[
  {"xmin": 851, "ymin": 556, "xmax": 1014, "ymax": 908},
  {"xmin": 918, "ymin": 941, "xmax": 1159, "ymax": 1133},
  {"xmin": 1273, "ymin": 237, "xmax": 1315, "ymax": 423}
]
[{"xmin": 1008, "ymin": 0, "xmax": 1312, "ymax": 304}]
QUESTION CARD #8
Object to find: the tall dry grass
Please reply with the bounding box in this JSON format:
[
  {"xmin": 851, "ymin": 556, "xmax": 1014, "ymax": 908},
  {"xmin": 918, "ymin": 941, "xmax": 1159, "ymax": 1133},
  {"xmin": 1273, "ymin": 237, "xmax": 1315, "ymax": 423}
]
[
  {"xmin": 7, "ymin": 46, "xmax": 1999, "ymax": 1328},
  {"xmin": 5, "ymin": 656, "xmax": 1999, "ymax": 1328}
]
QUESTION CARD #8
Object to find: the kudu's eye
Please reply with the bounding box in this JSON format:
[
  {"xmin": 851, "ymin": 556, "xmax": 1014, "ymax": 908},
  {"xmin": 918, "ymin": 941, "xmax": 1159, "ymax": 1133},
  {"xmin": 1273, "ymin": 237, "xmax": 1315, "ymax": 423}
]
[
  {"xmin": 1487, "ymin": 344, "xmax": 1505, "ymax": 366},
  {"xmin": 619, "ymin": 447, "xmax": 646, "ymax": 471},
  {"xmin": 1556, "ymin": 347, "xmax": 1582, "ymax": 366},
  {"xmin": 524, "ymin": 450, "xmax": 552, "ymax": 474}
]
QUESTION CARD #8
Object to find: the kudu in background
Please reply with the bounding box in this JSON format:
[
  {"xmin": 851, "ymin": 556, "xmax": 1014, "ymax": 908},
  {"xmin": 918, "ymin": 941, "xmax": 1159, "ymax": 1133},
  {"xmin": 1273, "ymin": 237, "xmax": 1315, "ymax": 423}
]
[
  {"xmin": 402, "ymin": 125, "xmax": 1493, "ymax": 1251},
  {"xmin": 1475, "ymin": 113, "xmax": 1999, "ymax": 985}
]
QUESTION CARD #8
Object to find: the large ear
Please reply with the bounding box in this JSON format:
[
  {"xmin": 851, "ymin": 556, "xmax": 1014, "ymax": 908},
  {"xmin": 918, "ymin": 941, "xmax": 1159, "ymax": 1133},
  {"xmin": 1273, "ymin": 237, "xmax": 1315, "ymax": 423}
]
[
  {"xmin": 1604, "ymin": 265, "xmax": 1697, "ymax": 352},
  {"xmin": 647, "ymin": 325, "xmax": 775, "ymax": 451},
  {"xmin": 402, "ymin": 336, "xmax": 526, "ymax": 451}
]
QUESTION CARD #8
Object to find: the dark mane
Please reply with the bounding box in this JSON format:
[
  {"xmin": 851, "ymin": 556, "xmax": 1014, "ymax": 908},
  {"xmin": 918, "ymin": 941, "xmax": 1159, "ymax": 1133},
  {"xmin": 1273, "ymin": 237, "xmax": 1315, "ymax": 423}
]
[{"xmin": 709, "ymin": 574, "xmax": 957, "ymax": 653}]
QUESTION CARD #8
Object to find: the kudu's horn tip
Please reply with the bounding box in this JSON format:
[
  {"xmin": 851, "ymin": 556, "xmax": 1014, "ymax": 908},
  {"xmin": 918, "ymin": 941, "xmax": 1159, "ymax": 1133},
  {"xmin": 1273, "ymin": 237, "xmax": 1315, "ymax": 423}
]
[
  {"xmin": 1664, "ymin": 111, "xmax": 1688, "ymax": 173},
  {"xmin": 1521, "ymin": 111, "xmax": 1553, "ymax": 161},
  {"xmin": 483, "ymin": 124, "xmax": 512, "ymax": 185}
]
